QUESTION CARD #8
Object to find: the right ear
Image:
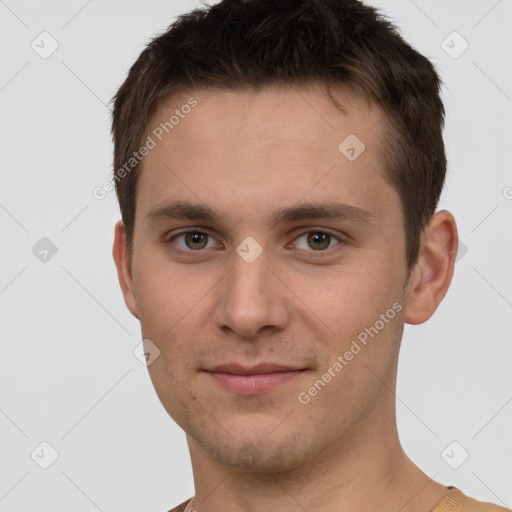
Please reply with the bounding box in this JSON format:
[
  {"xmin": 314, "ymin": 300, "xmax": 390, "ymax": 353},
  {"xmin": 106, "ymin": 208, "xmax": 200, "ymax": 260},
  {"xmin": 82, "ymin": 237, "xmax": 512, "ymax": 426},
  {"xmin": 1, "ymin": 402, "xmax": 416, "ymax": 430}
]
[{"xmin": 112, "ymin": 220, "xmax": 139, "ymax": 319}]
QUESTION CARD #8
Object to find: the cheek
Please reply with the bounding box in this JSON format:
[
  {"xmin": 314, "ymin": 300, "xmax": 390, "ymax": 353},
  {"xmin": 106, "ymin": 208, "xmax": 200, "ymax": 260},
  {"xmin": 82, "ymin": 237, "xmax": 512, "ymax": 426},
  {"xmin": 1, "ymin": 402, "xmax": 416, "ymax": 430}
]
[
  {"xmin": 291, "ymin": 259, "xmax": 405, "ymax": 370},
  {"xmin": 132, "ymin": 248, "xmax": 202, "ymax": 329},
  {"xmin": 131, "ymin": 253, "xmax": 218, "ymax": 368},
  {"xmin": 298, "ymin": 260, "xmax": 400, "ymax": 324}
]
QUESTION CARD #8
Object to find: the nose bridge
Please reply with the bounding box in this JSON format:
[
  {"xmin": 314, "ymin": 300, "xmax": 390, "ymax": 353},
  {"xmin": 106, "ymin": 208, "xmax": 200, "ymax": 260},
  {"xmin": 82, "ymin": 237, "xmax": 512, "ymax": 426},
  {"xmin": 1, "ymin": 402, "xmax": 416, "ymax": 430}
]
[
  {"xmin": 214, "ymin": 246, "xmax": 288, "ymax": 337},
  {"xmin": 230, "ymin": 248, "xmax": 269, "ymax": 300}
]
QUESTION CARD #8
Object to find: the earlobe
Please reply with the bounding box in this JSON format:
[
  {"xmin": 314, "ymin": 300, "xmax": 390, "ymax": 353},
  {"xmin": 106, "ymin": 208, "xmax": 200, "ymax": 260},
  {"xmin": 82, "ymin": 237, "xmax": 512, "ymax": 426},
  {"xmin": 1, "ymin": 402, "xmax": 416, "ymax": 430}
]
[
  {"xmin": 112, "ymin": 220, "xmax": 139, "ymax": 319},
  {"xmin": 403, "ymin": 210, "xmax": 458, "ymax": 325}
]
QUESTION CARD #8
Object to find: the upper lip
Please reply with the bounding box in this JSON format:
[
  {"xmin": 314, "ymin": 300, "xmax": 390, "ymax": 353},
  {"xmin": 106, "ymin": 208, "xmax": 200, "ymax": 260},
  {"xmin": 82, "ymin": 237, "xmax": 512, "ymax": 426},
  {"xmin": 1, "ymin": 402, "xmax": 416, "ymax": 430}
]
[{"xmin": 206, "ymin": 363, "xmax": 304, "ymax": 375}]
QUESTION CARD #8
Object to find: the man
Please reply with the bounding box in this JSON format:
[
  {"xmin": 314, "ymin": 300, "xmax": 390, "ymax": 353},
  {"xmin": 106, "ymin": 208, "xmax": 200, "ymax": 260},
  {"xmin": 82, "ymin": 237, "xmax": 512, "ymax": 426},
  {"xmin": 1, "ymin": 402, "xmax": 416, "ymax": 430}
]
[{"xmin": 111, "ymin": 0, "xmax": 508, "ymax": 510}]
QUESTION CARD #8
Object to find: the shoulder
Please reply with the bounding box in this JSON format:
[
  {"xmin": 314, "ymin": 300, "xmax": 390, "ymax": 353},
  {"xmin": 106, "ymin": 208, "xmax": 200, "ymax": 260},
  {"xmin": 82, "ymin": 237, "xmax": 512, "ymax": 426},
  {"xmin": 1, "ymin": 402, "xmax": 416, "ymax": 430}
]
[
  {"xmin": 432, "ymin": 487, "xmax": 510, "ymax": 512},
  {"xmin": 166, "ymin": 497, "xmax": 193, "ymax": 512}
]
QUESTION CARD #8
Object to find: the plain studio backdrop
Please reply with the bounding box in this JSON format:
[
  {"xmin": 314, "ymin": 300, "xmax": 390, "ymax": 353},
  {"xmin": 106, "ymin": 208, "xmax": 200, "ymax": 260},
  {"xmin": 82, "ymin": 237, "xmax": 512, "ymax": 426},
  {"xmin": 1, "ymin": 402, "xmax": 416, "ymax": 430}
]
[{"xmin": 0, "ymin": 0, "xmax": 511, "ymax": 510}]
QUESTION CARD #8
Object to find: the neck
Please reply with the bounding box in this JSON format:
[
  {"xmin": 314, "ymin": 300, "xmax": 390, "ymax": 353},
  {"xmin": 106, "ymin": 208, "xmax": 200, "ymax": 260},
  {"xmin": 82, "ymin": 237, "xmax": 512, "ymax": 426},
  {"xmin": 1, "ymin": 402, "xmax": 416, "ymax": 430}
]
[{"xmin": 186, "ymin": 399, "xmax": 449, "ymax": 512}]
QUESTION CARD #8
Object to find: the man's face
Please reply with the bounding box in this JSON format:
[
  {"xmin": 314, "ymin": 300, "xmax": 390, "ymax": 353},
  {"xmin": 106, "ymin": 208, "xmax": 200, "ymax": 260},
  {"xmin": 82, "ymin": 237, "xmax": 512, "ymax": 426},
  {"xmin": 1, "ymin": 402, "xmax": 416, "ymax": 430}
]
[{"xmin": 123, "ymin": 85, "xmax": 412, "ymax": 471}]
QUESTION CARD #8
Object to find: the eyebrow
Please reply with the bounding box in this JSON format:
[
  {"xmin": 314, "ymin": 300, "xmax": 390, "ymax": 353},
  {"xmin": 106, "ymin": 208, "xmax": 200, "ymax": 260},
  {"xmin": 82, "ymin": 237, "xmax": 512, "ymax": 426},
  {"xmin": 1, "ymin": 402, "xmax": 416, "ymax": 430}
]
[{"xmin": 145, "ymin": 200, "xmax": 374, "ymax": 228}]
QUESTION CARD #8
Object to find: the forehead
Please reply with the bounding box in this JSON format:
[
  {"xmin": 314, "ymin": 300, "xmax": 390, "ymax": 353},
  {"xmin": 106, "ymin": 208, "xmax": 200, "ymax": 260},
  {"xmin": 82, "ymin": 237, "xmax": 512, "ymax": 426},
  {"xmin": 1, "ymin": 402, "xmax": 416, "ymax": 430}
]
[
  {"xmin": 149, "ymin": 84, "xmax": 382, "ymax": 153},
  {"xmin": 136, "ymin": 84, "xmax": 396, "ymax": 225}
]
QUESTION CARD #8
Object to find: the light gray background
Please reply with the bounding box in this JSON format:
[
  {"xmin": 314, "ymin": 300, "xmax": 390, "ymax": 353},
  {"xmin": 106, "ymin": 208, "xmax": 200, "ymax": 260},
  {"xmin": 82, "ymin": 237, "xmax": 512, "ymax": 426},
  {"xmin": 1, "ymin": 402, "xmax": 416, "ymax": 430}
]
[{"xmin": 0, "ymin": 0, "xmax": 511, "ymax": 510}]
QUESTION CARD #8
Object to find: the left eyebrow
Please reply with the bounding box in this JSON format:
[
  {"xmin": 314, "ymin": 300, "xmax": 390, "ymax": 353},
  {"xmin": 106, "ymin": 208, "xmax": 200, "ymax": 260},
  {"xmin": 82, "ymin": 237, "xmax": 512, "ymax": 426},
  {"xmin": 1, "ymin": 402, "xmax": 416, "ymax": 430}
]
[
  {"xmin": 144, "ymin": 199, "xmax": 375, "ymax": 227},
  {"xmin": 269, "ymin": 201, "xmax": 375, "ymax": 229}
]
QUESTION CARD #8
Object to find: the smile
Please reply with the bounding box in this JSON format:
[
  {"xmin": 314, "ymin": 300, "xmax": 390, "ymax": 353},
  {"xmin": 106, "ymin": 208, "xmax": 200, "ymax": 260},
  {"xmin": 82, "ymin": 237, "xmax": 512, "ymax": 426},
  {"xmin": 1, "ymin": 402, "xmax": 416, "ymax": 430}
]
[{"xmin": 205, "ymin": 369, "xmax": 307, "ymax": 394}]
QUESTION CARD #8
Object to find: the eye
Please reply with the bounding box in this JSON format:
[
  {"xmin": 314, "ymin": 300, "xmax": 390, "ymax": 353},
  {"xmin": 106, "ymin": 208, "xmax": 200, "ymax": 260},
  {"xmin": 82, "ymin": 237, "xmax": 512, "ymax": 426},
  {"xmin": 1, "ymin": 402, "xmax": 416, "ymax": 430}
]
[
  {"xmin": 166, "ymin": 229, "xmax": 344, "ymax": 256},
  {"xmin": 168, "ymin": 231, "xmax": 220, "ymax": 251},
  {"xmin": 292, "ymin": 231, "xmax": 342, "ymax": 252}
]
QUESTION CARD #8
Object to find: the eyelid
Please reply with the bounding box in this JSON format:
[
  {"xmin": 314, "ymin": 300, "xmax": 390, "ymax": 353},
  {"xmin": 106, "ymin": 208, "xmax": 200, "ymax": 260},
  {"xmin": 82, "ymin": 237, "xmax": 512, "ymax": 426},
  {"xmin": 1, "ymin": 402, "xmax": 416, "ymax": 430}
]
[
  {"xmin": 289, "ymin": 229, "xmax": 345, "ymax": 252},
  {"xmin": 166, "ymin": 228, "xmax": 223, "ymax": 253},
  {"xmin": 166, "ymin": 227, "xmax": 216, "ymax": 241},
  {"xmin": 165, "ymin": 227, "xmax": 347, "ymax": 254}
]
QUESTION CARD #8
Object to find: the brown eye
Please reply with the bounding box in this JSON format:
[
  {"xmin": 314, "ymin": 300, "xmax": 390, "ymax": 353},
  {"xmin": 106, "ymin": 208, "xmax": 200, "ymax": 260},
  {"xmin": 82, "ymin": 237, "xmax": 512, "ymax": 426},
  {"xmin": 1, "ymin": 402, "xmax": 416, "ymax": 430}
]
[
  {"xmin": 184, "ymin": 232, "xmax": 208, "ymax": 250},
  {"xmin": 170, "ymin": 231, "xmax": 218, "ymax": 251},
  {"xmin": 307, "ymin": 232, "xmax": 331, "ymax": 250},
  {"xmin": 293, "ymin": 231, "xmax": 341, "ymax": 252}
]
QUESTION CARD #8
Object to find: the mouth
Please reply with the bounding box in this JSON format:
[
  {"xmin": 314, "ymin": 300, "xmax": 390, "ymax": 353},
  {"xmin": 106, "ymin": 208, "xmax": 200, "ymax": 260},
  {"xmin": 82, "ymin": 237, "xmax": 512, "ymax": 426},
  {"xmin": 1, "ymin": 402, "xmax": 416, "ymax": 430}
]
[{"xmin": 203, "ymin": 363, "xmax": 308, "ymax": 394}]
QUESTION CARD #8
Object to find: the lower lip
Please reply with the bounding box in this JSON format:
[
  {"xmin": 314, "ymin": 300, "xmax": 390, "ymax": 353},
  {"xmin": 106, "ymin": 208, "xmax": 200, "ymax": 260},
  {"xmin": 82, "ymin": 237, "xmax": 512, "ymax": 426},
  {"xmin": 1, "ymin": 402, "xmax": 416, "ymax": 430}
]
[{"xmin": 206, "ymin": 370, "xmax": 305, "ymax": 394}]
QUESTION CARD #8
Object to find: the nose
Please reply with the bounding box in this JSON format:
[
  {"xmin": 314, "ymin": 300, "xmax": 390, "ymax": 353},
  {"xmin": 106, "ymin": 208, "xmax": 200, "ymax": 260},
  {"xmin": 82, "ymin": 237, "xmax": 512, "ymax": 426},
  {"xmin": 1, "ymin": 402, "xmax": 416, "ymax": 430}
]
[{"xmin": 213, "ymin": 247, "xmax": 290, "ymax": 339}]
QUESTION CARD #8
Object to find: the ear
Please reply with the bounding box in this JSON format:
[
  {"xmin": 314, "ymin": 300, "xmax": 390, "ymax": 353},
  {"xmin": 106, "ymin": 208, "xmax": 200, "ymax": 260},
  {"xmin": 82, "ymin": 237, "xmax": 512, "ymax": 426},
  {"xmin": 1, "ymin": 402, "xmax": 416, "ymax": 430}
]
[
  {"xmin": 112, "ymin": 220, "xmax": 139, "ymax": 319},
  {"xmin": 403, "ymin": 210, "xmax": 458, "ymax": 325}
]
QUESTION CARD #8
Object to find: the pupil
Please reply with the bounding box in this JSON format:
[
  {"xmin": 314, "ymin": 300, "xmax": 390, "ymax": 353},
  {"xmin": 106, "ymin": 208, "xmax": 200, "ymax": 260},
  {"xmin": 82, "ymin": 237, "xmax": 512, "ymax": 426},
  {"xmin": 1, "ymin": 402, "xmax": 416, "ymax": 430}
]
[
  {"xmin": 183, "ymin": 232, "xmax": 331, "ymax": 251},
  {"xmin": 186, "ymin": 232, "xmax": 207, "ymax": 249},
  {"xmin": 308, "ymin": 232, "xmax": 329, "ymax": 250}
]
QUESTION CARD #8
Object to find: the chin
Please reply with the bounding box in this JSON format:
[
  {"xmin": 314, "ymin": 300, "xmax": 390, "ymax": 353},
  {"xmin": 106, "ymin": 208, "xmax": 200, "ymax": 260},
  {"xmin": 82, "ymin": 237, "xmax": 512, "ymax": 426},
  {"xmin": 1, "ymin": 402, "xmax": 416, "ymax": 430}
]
[{"xmin": 190, "ymin": 422, "xmax": 316, "ymax": 474}]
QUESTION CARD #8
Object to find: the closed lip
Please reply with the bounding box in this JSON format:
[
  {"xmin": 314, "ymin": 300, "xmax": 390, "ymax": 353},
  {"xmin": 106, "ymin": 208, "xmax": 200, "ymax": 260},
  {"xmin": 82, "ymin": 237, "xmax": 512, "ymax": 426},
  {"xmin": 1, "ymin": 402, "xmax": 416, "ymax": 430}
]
[{"xmin": 205, "ymin": 363, "xmax": 306, "ymax": 375}]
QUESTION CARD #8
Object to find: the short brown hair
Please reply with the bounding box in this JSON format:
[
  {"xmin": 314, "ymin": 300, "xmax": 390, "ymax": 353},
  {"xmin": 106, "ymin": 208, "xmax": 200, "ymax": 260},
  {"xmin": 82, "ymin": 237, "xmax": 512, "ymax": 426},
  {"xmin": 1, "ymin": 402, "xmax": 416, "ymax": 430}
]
[{"xmin": 111, "ymin": 0, "xmax": 446, "ymax": 270}]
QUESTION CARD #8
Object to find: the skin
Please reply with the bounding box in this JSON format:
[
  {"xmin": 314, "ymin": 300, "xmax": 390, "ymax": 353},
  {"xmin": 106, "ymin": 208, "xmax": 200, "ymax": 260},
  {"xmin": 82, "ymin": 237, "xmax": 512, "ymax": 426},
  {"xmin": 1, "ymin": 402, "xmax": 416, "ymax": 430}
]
[{"xmin": 113, "ymin": 84, "xmax": 458, "ymax": 512}]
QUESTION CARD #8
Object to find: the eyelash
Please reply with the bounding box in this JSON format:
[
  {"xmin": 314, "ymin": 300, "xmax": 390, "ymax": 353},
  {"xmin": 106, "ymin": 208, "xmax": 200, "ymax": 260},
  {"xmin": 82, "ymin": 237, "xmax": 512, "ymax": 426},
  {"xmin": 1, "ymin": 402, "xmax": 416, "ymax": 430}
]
[{"xmin": 165, "ymin": 229, "xmax": 345, "ymax": 257}]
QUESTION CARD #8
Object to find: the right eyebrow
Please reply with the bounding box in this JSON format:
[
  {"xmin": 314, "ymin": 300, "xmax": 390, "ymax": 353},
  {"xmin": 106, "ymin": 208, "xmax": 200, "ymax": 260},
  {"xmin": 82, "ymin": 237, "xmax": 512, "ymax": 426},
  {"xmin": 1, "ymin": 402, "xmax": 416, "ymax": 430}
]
[{"xmin": 145, "ymin": 200, "xmax": 222, "ymax": 225}]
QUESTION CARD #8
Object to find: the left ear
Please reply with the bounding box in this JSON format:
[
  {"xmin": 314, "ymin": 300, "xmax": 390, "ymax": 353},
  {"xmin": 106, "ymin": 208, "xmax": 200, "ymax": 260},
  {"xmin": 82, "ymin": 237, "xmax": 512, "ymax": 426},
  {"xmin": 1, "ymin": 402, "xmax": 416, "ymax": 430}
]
[{"xmin": 403, "ymin": 210, "xmax": 458, "ymax": 325}]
